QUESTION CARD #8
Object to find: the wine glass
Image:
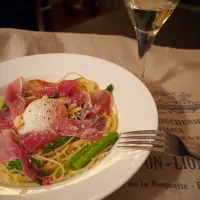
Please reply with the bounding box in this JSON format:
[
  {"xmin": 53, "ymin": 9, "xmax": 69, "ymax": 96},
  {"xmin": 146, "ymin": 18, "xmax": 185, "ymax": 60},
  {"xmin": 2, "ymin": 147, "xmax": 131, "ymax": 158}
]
[{"xmin": 124, "ymin": 0, "xmax": 180, "ymax": 82}]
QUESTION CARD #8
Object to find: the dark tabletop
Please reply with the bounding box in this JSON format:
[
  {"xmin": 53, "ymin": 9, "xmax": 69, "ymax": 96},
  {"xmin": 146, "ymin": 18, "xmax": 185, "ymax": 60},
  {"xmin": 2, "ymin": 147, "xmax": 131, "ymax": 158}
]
[{"xmin": 66, "ymin": 5, "xmax": 200, "ymax": 49}]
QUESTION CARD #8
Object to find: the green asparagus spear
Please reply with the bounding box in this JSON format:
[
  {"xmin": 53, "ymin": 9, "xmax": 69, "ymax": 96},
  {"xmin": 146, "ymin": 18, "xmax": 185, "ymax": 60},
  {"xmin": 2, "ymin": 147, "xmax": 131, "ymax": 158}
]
[
  {"xmin": 56, "ymin": 146, "xmax": 89, "ymax": 175},
  {"xmin": 105, "ymin": 84, "xmax": 114, "ymax": 93},
  {"xmin": 63, "ymin": 146, "xmax": 89, "ymax": 168},
  {"xmin": 31, "ymin": 158, "xmax": 41, "ymax": 168},
  {"xmin": 41, "ymin": 136, "xmax": 71, "ymax": 154},
  {"xmin": 72, "ymin": 132, "xmax": 119, "ymax": 170}
]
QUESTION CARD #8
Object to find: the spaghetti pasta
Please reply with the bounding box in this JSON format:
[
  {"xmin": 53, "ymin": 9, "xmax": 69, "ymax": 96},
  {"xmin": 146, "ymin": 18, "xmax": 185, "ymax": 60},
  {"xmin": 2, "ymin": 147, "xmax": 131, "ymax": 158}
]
[{"xmin": 0, "ymin": 73, "xmax": 118, "ymax": 186}]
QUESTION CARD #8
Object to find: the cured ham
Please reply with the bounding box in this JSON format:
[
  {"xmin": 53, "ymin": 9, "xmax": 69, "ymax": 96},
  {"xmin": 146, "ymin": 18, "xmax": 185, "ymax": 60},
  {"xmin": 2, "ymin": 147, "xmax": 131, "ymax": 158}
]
[
  {"xmin": 90, "ymin": 90, "xmax": 113, "ymax": 114},
  {"xmin": 80, "ymin": 90, "xmax": 113, "ymax": 119},
  {"xmin": 19, "ymin": 130, "xmax": 60, "ymax": 153},
  {"xmin": 80, "ymin": 92, "xmax": 93, "ymax": 119},
  {"xmin": 18, "ymin": 150, "xmax": 50, "ymax": 185},
  {"xmin": 0, "ymin": 109, "xmax": 12, "ymax": 121},
  {"xmin": 0, "ymin": 129, "xmax": 50, "ymax": 185},
  {"xmin": 4, "ymin": 77, "xmax": 27, "ymax": 119},
  {"xmin": 65, "ymin": 91, "xmax": 86, "ymax": 106},
  {"xmin": 28, "ymin": 79, "xmax": 76, "ymax": 97},
  {"xmin": 56, "ymin": 116, "xmax": 107, "ymax": 141},
  {"xmin": 0, "ymin": 118, "xmax": 12, "ymax": 131},
  {"xmin": 58, "ymin": 80, "xmax": 77, "ymax": 97},
  {"xmin": 0, "ymin": 130, "xmax": 20, "ymax": 161}
]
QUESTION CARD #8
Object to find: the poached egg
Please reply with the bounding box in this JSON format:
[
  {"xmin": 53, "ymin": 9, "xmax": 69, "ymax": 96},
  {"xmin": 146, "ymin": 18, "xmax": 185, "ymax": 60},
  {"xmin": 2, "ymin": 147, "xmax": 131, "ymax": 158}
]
[{"xmin": 14, "ymin": 96, "xmax": 68, "ymax": 135}]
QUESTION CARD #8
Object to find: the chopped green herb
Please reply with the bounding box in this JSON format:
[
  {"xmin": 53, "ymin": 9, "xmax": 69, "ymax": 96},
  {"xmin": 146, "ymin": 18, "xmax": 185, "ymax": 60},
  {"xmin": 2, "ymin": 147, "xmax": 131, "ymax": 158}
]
[
  {"xmin": 49, "ymin": 94, "xmax": 57, "ymax": 99},
  {"xmin": 41, "ymin": 136, "xmax": 71, "ymax": 154},
  {"xmin": 34, "ymin": 179, "xmax": 43, "ymax": 185},
  {"xmin": 75, "ymin": 77, "xmax": 85, "ymax": 80},
  {"xmin": 1, "ymin": 101, "xmax": 8, "ymax": 109},
  {"xmin": 24, "ymin": 92, "xmax": 33, "ymax": 98},
  {"xmin": 7, "ymin": 159, "xmax": 22, "ymax": 170},
  {"xmin": 91, "ymin": 118, "xmax": 98, "ymax": 123},
  {"xmin": 31, "ymin": 158, "xmax": 41, "ymax": 168},
  {"xmin": 40, "ymin": 171, "xmax": 51, "ymax": 176},
  {"xmin": 105, "ymin": 84, "xmax": 114, "ymax": 93}
]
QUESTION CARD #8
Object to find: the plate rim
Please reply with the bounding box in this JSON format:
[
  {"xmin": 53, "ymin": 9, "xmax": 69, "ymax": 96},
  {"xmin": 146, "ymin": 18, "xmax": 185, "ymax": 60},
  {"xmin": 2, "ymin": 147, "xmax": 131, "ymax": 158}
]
[{"xmin": 0, "ymin": 53, "xmax": 158, "ymax": 200}]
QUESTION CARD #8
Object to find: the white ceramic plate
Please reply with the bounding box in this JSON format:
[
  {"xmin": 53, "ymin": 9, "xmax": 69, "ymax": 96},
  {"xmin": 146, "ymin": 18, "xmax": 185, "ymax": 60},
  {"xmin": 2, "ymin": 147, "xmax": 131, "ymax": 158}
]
[{"xmin": 0, "ymin": 54, "xmax": 158, "ymax": 200}]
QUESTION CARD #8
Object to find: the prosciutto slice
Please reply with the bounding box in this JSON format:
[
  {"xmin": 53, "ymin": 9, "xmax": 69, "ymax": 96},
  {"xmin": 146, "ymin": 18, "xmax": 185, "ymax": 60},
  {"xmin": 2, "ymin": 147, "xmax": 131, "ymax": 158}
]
[
  {"xmin": 0, "ymin": 130, "xmax": 20, "ymax": 161},
  {"xmin": 4, "ymin": 77, "xmax": 27, "ymax": 119},
  {"xmin": 56, "ymin": 116, "xmax": 107, "ymax": 141},
  {"xmin": 80, "ymin": 90, "xmax": 113, "ymax": 119},
  {"xmin": 0, "ymin": 109, "xmax": 12, "ymax": 121},
  {"xmin": 0, "ymin": 118, "xmax": 12, "ymax": 131},
  {"xmin": 18, "ymin": 150, "xmax": 50, "ymax": 185},
  {"xmin": 90, "ymin": 90, "xmax": 113, "ymax": 114},
  {"xmin": 65, "ymin": 91, "xmax": 86, "ymax": 106},
  {"xmin": 28, "ymin": 79, "xmax": 76, "ymax": 97},
  {"xmin": 19, "ymin": 130, "xmax": 60, "ymax": 153},
  {"xmin": 0, "ymin": 129, "xmax": 50, "ymax": 185},
  {"xmin": 58, "ymin": 80, "xmax": 77, "ymax": 97}
]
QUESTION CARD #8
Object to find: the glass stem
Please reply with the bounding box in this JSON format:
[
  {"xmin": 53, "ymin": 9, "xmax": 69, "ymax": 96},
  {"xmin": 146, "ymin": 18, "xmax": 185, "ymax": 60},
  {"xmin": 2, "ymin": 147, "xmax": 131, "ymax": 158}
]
[{"xmin": 135, "ymin": 28, "xmax": 158, "ymax": 82}]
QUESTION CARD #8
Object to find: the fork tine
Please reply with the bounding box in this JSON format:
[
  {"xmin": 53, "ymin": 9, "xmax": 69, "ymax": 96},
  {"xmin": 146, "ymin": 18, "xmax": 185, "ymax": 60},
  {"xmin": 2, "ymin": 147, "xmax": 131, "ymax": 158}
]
[
  {"xmin": 120, "ymin": 132, "xmax": 165, "ymax": 138},
  {"xmin": 118, "ymin": 130, "xmax": 200, "ymax": 160},
  {"xmin": 120, "ymin": 133, "xmax": 168, "ymax": 144},
  {"xmin": 121, "ymin": 130, "xmax": 160, "ymax": 135},
  {"xmin": 119, "ymin": 134, "xmax": 166, "ymax": 141},
  {"xmin": 118, "ymin": 139, "xmax": 165, "ymax": 147},
  {"xmin": 118, "ymin": 130, "xmax": 167, "ymax": 152},
  {"xmin": 117, "ymin": 145, "xmax": 165, "ymax": 153},
  {"xmin": 118, "ymin": 144, "xmax": 152, "ymax": 148}
]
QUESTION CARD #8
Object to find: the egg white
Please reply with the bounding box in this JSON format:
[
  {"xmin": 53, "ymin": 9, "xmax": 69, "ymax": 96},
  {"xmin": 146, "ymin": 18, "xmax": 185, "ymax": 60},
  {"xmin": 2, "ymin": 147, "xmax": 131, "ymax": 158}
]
[{"xmin": 16, "ymin": 96, "xmax": 67, "ymax": 135}]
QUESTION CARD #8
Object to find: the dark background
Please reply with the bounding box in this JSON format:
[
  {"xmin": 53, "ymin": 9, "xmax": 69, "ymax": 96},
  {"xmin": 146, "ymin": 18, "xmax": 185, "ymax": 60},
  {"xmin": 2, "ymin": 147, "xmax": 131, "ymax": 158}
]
[
  {"xmin": 0, "ymin": 1, "xmax": 38, "ymax": 31},
  {"xmin": 0, "ymin": 0, "xmax": 200, "ymax": 49}
]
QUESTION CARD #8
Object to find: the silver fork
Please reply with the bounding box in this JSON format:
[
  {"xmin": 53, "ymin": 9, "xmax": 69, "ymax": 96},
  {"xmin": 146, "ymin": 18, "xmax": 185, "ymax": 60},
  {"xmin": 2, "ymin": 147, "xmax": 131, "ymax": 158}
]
[{"xmin": 118, "ymin": 130, "xmax": 200, "ymax": 160}]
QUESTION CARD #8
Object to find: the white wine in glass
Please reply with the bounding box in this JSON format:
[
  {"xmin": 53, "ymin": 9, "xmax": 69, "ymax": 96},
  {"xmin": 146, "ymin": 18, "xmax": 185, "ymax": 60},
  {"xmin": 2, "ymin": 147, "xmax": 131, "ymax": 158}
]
[{"xmin": 124, "ymin": 0, "xmax": 180, "ymax": 81}]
